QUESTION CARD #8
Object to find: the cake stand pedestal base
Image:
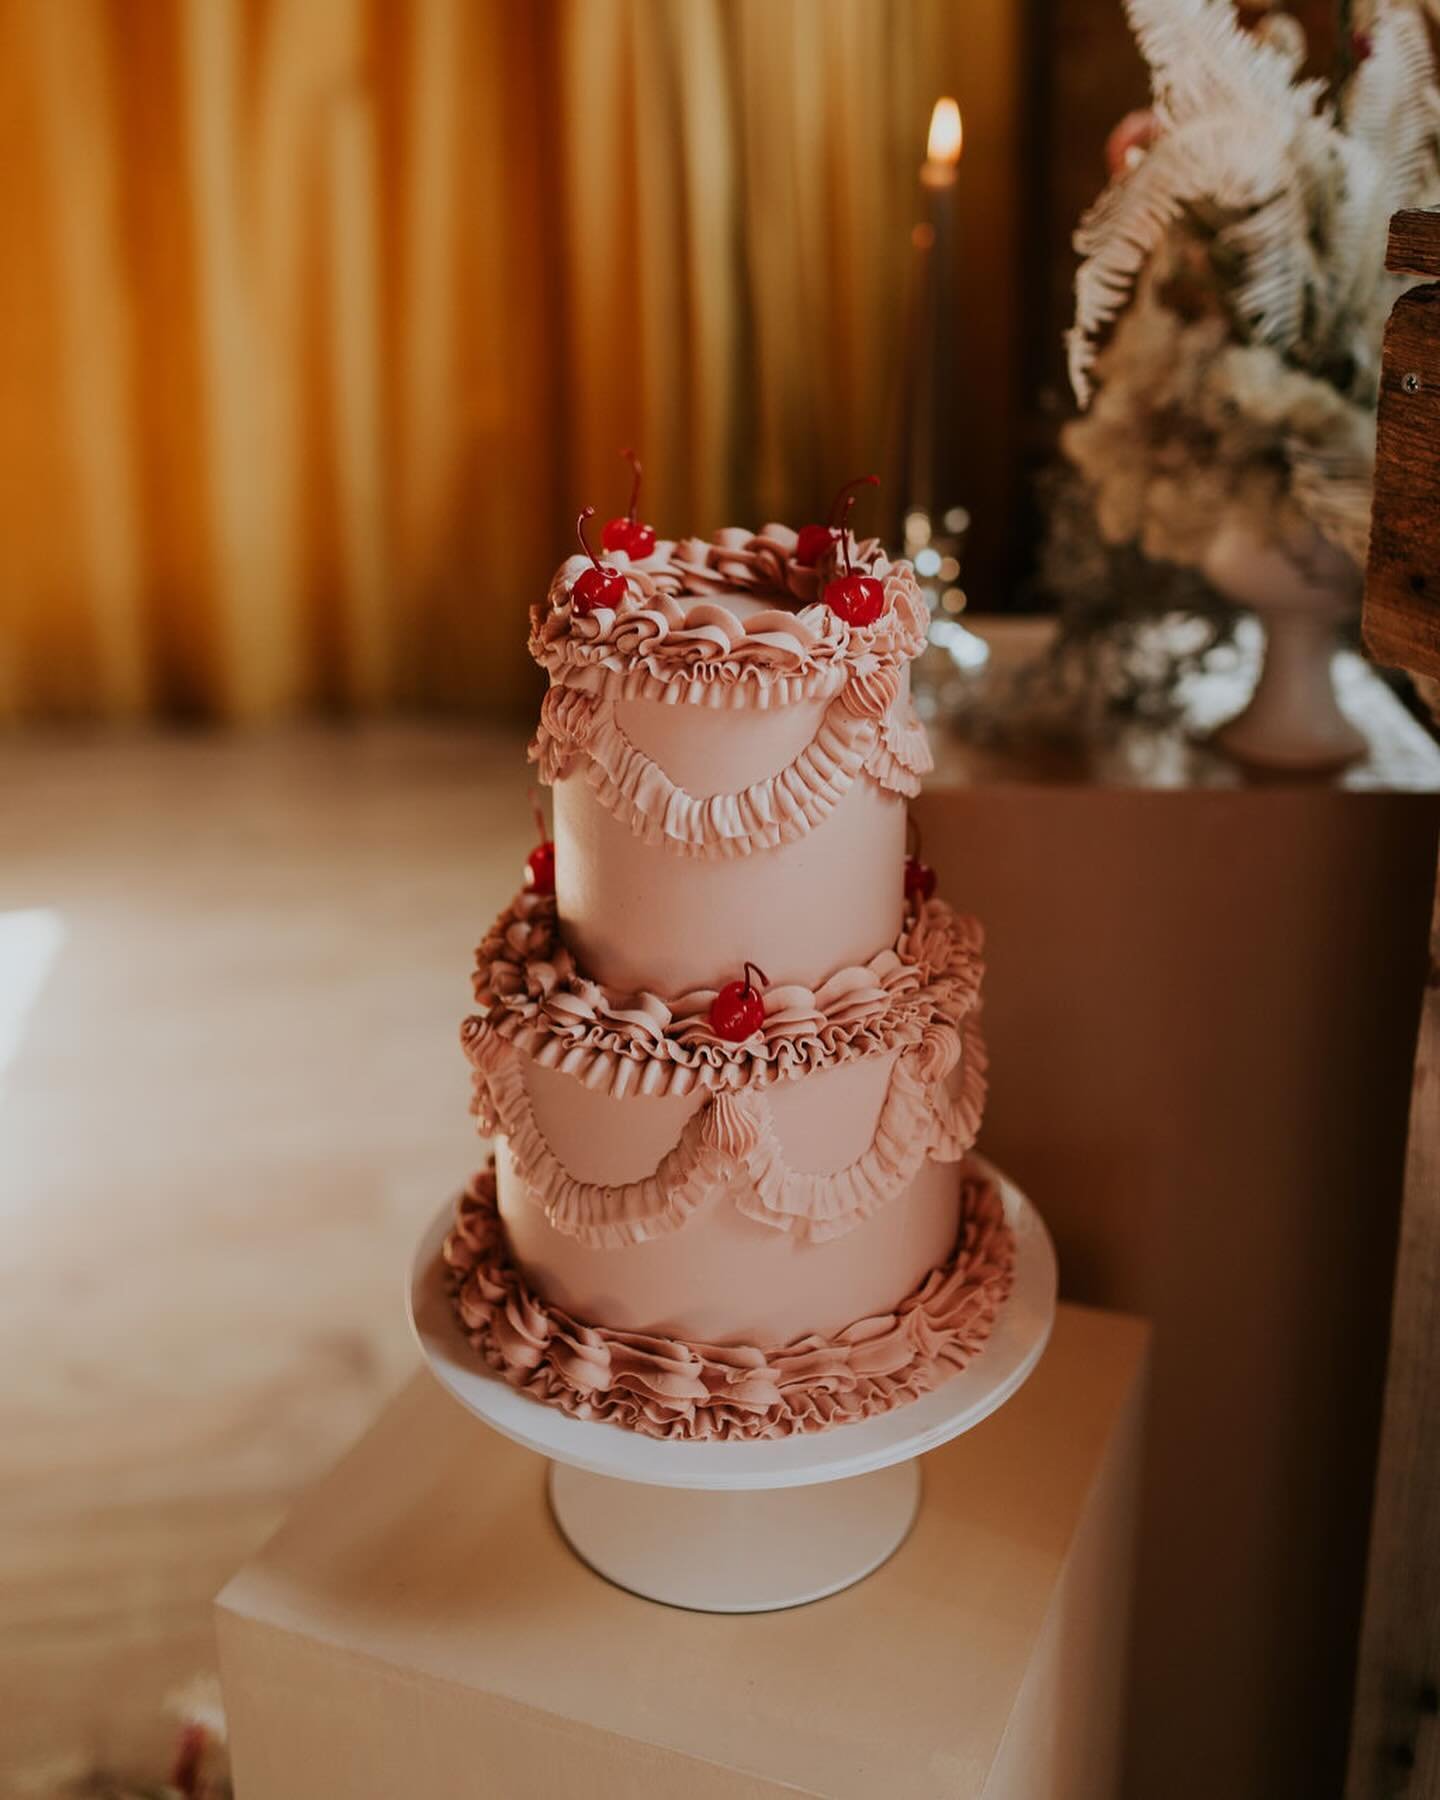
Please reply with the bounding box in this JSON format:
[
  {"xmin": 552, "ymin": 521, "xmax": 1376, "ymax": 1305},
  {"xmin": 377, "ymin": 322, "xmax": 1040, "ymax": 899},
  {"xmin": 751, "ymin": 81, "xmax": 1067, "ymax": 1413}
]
[
  {"xmin": 403, "ymin": 1156, "xmax": 1057, "ymax": 1616},
  {"xmin": 548, "ymin": 1459, "xmax": 921, "ymax": 1612}
]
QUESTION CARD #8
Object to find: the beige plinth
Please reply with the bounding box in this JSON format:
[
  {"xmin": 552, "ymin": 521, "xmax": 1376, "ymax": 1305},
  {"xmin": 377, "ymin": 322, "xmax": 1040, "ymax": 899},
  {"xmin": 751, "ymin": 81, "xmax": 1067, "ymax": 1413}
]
[
  {"xmin": 216, "ymin": 1304, "xmax": 1147, "ymax": 1800},
  {"xmin": 919, "ymin": 630, "xmax": 1440, "ymax": 1800}
]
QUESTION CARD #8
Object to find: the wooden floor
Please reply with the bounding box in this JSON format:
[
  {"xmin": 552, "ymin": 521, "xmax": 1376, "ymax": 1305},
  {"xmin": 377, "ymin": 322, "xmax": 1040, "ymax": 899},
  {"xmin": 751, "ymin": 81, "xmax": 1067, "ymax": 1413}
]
[{"xmin": 0, "ymin": 725, "xmax": 533, "ymax": 1789}]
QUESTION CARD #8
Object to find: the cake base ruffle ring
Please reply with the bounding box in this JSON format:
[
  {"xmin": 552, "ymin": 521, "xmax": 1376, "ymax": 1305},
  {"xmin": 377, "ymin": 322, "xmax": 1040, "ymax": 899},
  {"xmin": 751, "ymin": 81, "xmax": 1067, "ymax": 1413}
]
[{"xmin": 442, "ymin": 1160, "xmax": 1016, "ymax": 1443}]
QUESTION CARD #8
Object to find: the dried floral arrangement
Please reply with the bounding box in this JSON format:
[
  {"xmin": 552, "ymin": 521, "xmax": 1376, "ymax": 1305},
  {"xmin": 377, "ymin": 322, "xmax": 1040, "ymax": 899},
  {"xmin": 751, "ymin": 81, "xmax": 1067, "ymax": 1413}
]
[
  {"xmin": 992, "ymin": 0, "xmax": 1440, "ymax": 737},
  {"xmin": 1068, "ymin": 0, "xmax": 1440, "ymax": 569}
]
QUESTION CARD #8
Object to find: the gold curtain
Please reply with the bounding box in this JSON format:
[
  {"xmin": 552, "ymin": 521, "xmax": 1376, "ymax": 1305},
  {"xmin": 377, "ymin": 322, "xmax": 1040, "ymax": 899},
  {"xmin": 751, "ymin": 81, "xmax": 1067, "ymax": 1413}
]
[{"xmin": 0, "ymin": 0, "xmax": 1023, "ymax": 724}]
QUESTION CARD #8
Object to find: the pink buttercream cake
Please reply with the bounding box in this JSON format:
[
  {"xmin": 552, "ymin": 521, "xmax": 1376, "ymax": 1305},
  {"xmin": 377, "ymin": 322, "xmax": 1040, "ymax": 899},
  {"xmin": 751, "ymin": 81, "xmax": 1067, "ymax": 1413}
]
[{"xmin": 444, "ymin": 520, "xmax": 1014, "ymax": 1439}]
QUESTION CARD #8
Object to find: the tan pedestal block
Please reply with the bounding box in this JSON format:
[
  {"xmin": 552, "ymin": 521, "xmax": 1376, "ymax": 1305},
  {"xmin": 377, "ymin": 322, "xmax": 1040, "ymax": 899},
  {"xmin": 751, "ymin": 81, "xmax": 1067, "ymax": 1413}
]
[
  {"xmin": 216, "ymin": 1305, "xmax": 1146, "ymax": 1800},
  {"xmin": 918, "ymin": 652, "xmax": 1440, "ymax": 1799}
]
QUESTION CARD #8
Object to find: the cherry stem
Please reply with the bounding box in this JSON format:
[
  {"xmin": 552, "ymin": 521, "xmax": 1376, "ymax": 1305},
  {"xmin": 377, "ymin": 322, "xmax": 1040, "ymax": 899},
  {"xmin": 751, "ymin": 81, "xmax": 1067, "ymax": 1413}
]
[
  {"xmin": 906, "ymin": 812, "xmax": 922, "ymax": 860},
  {"xmin": 621, "ymin": 449, "xmax": 643, "ymax": 524},
  {"xmin": 742, "ymin": 961, "xmax": 769, "ymax": 994},
  {"xmin": 529, "ymin": 788, "xmax": 548, "ymax": 847},
  {"xmin": 577, "ymin": 506, "xmax": 603, "ymax": 570},
  {"xmin": 827, "ymin": 473, "xmax": 879, "ymax": 529},
  {"xmin": 837, "ymin": 496, "xmax": 857, "ymax": 577}
]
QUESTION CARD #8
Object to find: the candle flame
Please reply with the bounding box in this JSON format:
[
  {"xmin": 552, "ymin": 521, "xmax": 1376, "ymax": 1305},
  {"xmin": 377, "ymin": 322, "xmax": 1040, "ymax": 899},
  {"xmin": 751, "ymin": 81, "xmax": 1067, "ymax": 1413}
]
[{"xmin": 927, "ymin": 97, "xmax": 962, "ymax": 166}]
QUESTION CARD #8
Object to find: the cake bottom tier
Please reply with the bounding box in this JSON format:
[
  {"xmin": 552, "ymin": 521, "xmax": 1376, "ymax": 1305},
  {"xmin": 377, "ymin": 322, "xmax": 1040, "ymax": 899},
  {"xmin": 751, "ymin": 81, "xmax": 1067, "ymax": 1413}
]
[{"xmin": 443, "ymin": 1159, "xmax": 1015, "ymax": 1443}]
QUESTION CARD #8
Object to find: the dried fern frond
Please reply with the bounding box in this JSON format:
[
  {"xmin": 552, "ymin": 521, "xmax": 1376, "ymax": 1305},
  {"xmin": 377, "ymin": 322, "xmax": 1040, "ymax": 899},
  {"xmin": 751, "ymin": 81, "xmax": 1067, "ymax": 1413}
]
[
  {"xmin": 1122, "ymin": 0, "xmax": 1325, "ymax": 129},
  {"xmin": 1327, "ymin": 10, "xmax": 1440, "ymax": 373},
  {"xmin": 1322, "ymin": 130, "xmax": 1388, "ymax": 343},
  {"xmin": 1069, "ymin": 111, "xmax": 1301, "ymax": 402},
  {"xmin": 1344, "ymin": 8, "xmax": 1440, "ymax": 224},
  {"xmin": 1220, "ymin": 175, "xmax": 1323, "ymax": 352}
]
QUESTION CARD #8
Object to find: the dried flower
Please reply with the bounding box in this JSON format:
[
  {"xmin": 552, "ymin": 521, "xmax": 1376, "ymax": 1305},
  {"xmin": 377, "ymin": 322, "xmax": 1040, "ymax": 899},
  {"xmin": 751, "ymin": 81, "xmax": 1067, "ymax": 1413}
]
[{"xmin": 1066, "ymin": 0, "xmax": 1440, "ymax": 569}]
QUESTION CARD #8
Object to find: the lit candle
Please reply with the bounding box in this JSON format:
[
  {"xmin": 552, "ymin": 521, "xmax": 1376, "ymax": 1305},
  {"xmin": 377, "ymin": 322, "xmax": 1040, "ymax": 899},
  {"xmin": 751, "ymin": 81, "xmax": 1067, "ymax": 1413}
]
[
  {"xmin": 895, "ymin": 98, "xmax": 964, "ymax": 550},
  {"xmin": 923, "ymin": 96, "xmax": 963, "ymax": 192}
]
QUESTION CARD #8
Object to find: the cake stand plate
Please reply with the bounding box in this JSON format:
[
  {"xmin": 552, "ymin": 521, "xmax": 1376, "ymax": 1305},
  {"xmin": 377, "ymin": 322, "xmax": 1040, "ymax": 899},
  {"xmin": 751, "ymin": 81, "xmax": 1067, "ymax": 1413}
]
[{"xmin": 408, "ymin": 1158, "xmax": 1056, "ymax": 1612}]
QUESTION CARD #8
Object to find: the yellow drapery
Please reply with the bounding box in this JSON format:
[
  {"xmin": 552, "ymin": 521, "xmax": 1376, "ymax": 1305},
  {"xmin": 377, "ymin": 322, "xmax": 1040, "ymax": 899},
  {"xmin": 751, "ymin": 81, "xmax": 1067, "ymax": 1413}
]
[{"xmin": 0, "ymin": 0, "xmax": 1022, "ymax": 723}]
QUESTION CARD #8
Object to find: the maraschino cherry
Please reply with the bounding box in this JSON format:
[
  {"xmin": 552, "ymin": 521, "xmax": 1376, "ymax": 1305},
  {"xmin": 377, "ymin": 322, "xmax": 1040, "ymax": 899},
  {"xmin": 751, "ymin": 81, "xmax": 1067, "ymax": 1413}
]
[
  {"xmin": 601, "ymin": 449, "xmax": 657, "ymax": 560},
  {"xmin": 904, "ymin": 815, "xmax": 937, "ymax": 904},
  {"xmin": 569, "ymin": 507, "xmax": 628, "ymax": 615},
  {"xmin": 524, "ymin": 792, "xmax": 555, "ymax": 895},
  {"xmin": 709, "ymin": 962, "xmax": 768, "ymax": 1042},
  {"xmin": 823, "ymin": 493, "xmax": 887, "ymax": 626},
  {"xmin": 796, "ymin": 473, "xmax": 880, "ymax": 567},
  {"xmin": 904, "ymin": 855, "xmax": 937, "ymax": 904}
]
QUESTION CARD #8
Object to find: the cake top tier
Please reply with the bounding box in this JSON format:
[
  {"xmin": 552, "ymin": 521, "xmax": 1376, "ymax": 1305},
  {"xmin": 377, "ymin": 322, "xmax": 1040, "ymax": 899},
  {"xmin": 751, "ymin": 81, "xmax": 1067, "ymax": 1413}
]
[{"xmin": 531, "ymin": 525, "xmax": 929, "ymax": 705}]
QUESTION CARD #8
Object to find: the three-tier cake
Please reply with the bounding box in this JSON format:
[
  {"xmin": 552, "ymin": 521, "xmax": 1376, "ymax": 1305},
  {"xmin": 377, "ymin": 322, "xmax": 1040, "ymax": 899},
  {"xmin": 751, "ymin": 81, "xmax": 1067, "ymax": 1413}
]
[{"xmin": 443, "ymin": 508, "xmax": 1014, "ymax": 1440}]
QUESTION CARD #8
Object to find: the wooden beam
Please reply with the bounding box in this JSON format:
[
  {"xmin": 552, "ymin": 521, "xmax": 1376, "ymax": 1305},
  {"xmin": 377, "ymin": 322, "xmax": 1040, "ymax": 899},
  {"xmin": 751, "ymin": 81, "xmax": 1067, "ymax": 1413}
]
[
  {"xmin": 1388, "ymin": 209, "xmax": 1440, "ymax": 280},
  {"xmin": 1347, "ymin": 203, "xmax": 1440, "ymax": 1796},
  {"xmin": 1363, "ymin": 210, "xmax": 1440, "ymax": 684}
]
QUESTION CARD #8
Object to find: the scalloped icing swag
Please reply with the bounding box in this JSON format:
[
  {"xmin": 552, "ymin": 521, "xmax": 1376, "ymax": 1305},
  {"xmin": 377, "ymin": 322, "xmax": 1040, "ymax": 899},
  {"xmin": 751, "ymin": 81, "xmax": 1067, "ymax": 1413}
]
[
  {"xmin": 531, "ymin": 679, "xmax": 932, "ymax": 859},
  {"xmin": 466, "ymin": 1011, "xmax": 985, "ymax": 1249}
]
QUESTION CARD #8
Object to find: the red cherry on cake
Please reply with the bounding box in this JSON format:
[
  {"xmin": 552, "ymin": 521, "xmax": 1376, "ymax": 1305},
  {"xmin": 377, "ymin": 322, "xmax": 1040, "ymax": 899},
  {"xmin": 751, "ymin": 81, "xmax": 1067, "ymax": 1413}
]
[
  {"xmin": 526, "ymin": 841, "xmax": 556, "ymax": 893},
  {"xmin": 570, "ymin": 506, "xmax": 628, "ymax": 615},
  {"xmin": 620, "ymin": 520, "xmax": 656, "ymax": 559},
  {"xmin": 903, "ymin": 815, "xmax": 937, "ymax": 905},
  {"xmin": 796, "ymin": 473, "xmax": 880, "ymax": 567},
  {"xmin": 823, "ymin": 492, "xmax": 887, "ymax": 626},
  {"xmin": 709, "ymin": 962, "xmax": 768, "ymax": 1042},
  {"xmin": 794, "ymin": 522, "xmax": 834, "ymax": 567},
  {"xmin": 601, "ymin": 449, "xmax": 657, "ymax": 560},
  {"xmin": 524, "ymin": 792, "xmax": 555, "ymax": 894},
  {"xmin": 827, "ymin": 570, "xmax": 886, "ymax": 626},
  {"xmin": 904, "ymin": 856, "xmax": 936, "ymax": 903}
]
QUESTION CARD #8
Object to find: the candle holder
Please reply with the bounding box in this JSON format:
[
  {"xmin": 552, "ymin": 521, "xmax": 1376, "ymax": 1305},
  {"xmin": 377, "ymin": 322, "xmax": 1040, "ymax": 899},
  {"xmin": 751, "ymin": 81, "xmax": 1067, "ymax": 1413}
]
[
  {"xmin": 889, "ymin": 97, "xmax": 988, "ymax": 720},
  {"xmin": 903, "ymin": 502, "xmax": 991, "ymax": 720}
]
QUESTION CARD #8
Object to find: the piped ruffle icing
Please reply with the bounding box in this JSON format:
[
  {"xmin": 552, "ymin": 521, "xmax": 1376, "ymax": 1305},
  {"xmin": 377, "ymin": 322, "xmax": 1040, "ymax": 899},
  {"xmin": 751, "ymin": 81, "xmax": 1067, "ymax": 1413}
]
[
  {"xmin": 443, "ymin": 1158, "xmax": 1015, "ymax": 1441},
  {"xmin": 463, "ymin": 896, "xmax": 987, "ymax": 1248},
  {"xmin": 466, "ymin": 891, "xmax": 983, "ymax": 1101},
  {"xmin": 532, "ymin": 678, "xmax": 931, "ymax": 860},
  {"xmin": 528, "ymin": 529, "xmax": 932, "ymax": 859},
  {"xmin": 531, "ymin": 526, "xmax": 929, "ymax": 703},
  {"xmin": 474, "ymin": 1031, "xmax": 983, "ymax": 1247},
  {"xmin": 528, "ymin": 532, "xmax": 931, "ymax": 861}
]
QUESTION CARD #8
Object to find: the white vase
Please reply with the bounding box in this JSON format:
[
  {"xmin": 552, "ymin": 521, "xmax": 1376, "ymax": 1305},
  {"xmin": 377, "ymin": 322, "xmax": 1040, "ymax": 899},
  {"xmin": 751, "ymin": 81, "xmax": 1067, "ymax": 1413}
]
[{"xmin": 1202, "ymin": 521, "xmax": 1367, "ymax": 773}]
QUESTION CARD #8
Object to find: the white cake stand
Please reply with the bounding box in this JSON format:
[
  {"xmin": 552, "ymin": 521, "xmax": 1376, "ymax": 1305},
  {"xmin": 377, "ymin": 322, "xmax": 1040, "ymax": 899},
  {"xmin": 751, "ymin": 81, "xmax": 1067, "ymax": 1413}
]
[{"xmin": 407, "ymin": 1157, "xmax": 1056, "ymax": 1613}]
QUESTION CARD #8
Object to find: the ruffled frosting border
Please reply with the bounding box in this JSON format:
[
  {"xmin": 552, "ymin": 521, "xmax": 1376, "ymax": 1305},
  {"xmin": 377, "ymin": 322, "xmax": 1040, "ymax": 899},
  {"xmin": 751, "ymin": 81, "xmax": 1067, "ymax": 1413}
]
[
  {"xmin": 443, "ymin": 1158, "xmax": 1016, "ymax": 1442},
  {"xmin": 531, "ymin": 525, "xmax": 930, "ymax": 703},
  {"xmin": 463, "ymin": 892, "xmax": 986, "ymax": 1248},
  {"xmin": 530, "ymin": 674, "xmax": 932, "ymax": 860},
  {"xmin": 470, "ymin": 1015, "xmax": 985, "ymax": 1248},
  {"xmin": 465, "ymin": 891, "xmax": 984, "ymax": 1101}
]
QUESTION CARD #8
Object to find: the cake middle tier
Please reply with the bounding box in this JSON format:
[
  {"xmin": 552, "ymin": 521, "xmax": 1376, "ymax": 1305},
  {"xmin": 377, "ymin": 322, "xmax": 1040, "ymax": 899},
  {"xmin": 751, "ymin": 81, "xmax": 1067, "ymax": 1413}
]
[{"xmin": 462, "ymin": 890, "xmax": 988, "ymax": 1343}]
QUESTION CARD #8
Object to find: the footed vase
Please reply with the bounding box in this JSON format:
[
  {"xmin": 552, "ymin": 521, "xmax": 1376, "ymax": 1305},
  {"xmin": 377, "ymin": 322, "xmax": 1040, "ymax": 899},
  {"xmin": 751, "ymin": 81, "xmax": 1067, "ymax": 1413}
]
[{"xmin": 1203, "ymin": 521, "xmax": 1366, "ymax": 774}]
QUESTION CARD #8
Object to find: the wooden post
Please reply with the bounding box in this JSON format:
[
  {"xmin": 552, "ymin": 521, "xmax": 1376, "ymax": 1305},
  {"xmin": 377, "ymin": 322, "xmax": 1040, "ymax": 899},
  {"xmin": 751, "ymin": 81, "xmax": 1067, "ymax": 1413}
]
[{"xmin": 1346, "ymin": 205, "xmax": 1440, "ymax": 1798}]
